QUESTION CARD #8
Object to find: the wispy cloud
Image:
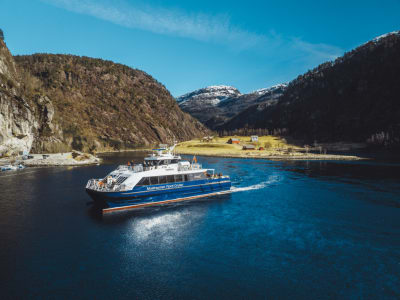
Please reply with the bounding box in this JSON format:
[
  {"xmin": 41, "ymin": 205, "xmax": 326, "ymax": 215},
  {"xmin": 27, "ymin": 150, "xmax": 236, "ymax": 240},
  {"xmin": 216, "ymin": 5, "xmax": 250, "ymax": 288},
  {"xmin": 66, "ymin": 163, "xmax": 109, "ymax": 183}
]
[
  {"xmin": 42, "ymin": 0, "xmax": 266, "ymax": 49},
  {"xmin": 291, "ymin": 38, "xmax": 343, "ymax": 63},
  {"xmin": 42, "ymin": 0, "xmax": 343, "ymax": 65}
]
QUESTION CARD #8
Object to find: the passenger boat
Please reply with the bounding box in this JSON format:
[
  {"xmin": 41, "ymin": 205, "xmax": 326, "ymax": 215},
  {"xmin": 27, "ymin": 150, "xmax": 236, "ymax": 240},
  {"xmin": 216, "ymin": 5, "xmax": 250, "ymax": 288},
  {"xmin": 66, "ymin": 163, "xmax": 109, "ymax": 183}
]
[{"xmin": 85, "ymin": 145, "xmax": 231, "ymax": 213}]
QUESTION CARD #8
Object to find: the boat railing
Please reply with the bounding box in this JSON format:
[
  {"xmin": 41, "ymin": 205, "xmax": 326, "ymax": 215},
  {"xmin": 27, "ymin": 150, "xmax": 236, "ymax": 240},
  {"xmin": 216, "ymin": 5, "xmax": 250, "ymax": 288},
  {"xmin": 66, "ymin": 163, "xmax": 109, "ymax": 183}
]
[
  {"xmin": 117, "ymin": 164, "xmax": 143, "ymax": 172},
  {"xmin": 191, "ymin": 163, "xmax": 202, "ymax": 170},
  {"xmin": 117, "ymin": 165, "xmax": 129, "ymax": 171},
  {"xmin": 114, "ymin": 184, "xmax": 127, "ymax": 192},
  {"xmin": 86, "ymin": 179, "xmax": 128, "ymax": 192}
]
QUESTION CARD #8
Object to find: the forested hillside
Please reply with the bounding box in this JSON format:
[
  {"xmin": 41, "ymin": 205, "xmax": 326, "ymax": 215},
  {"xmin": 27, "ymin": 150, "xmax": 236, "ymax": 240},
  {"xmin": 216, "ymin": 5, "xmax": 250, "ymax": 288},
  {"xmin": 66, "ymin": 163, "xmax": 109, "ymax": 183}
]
[
  {"xmin": 221, "ymin": 31, "xmax": 400, "ymax": 149},
  {"xmin": 0, "ymin": 34, "xmax": 208, "ymax": 156}
]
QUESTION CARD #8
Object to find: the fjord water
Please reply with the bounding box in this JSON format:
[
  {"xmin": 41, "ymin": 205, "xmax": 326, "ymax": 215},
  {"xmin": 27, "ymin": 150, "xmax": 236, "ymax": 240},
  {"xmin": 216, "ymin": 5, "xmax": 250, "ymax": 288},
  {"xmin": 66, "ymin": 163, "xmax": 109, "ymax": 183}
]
[{"xmin": 1, "ymin": 153, "xmax": 400, "ymax": 299}]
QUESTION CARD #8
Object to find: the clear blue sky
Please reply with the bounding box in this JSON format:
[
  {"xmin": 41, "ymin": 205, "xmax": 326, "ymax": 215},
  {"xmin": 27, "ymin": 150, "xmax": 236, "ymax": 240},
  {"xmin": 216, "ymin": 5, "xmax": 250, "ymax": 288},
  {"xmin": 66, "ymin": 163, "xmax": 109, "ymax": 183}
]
[{"xmin": 1, "ymin": 0, "xmax": 399, "ymax": 96}]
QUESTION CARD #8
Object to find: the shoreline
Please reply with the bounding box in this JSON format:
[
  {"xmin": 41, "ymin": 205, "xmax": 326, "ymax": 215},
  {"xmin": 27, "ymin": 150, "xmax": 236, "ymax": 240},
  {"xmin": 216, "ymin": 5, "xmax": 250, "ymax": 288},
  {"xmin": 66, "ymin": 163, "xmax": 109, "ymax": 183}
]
[
  {"xmin": 95, "ymin": 148, "xmax": 151, "ymax": 154},
  {"xmin": 0, "ymin": 145, "xmax": 369, "ymax": 169},
  {"xmin": 174, "ymin": 136, "xmax": 368, "ymax": 161},
  {"xmin": 0, "ymin": 152, "xmax": 101, "ymax": 167},
  {"xmin": 97, "ymin": 148, "xmax": 366, "ymax": 161},
  {"xmin": 174, "ymin": 150, "xmax": 366, "ymax": 161}
]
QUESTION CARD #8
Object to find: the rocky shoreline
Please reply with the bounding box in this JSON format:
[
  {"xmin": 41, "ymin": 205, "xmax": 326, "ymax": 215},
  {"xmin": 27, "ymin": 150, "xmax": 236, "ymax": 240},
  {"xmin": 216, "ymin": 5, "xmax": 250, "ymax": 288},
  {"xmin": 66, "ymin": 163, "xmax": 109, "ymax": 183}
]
[
  {"xmin": 0, "ymin": 151, "xmax": 100, "ymax": 167},
  {"xmin": 175, "ymin": 150, "xmax": 366, "ymax": 161}
]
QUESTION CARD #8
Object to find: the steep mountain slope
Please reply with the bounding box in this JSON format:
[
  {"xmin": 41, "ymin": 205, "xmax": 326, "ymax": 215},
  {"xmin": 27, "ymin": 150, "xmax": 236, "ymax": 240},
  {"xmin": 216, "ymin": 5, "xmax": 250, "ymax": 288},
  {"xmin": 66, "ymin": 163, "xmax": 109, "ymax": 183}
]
[
  {"xmin": 0, "ymin": 37, "xmax": 208, "ymax": 156},
  {"xmin": 222, "ymin": 31, "xmax": 400, "ymax": 148},
  {"xmin": 15, "ymin": 54, "xmax": 208, "ymax": 152},
  {"xmin": 177, "ymin": 84, "xmax": 287, "ymax": 129},
  {"xmin": 0, "ymin": 39, "xmax": 55, "ymax": 156}
]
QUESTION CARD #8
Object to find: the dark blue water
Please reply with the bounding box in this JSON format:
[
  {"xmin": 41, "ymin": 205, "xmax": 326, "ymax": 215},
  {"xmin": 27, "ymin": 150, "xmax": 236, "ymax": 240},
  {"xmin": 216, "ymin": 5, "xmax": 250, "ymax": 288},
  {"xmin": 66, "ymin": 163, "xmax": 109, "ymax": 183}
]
[{"xmin": 1, "ymin": 153, "xmax": 400, "ymax": 299}]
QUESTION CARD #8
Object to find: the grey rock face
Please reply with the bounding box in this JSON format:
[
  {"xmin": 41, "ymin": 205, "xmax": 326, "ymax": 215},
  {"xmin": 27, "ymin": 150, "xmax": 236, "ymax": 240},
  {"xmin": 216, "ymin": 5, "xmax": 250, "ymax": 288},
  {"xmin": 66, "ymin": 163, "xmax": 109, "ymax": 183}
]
[
  {"xmin": 0, "ymin": 91, "xmax": 37, "ymax": 156},
  {"xmin": 0, "ymin": 39, "xmax": 37, "ymax": 156},
  {"xmin": 0, "ymin": 39, "xmax": 59, "ymax": 156}
]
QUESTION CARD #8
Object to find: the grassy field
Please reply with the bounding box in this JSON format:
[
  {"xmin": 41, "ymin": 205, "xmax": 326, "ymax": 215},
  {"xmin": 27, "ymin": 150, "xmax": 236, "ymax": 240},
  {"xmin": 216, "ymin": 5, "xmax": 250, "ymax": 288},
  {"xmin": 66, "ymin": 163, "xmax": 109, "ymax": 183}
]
[
  {"xmin": 175, "ymin": 136, "xmax": 300, "ymax": 156},
  {"xmin": 175, "ymin": 136, "xmax": 364, "ymax": 160}
]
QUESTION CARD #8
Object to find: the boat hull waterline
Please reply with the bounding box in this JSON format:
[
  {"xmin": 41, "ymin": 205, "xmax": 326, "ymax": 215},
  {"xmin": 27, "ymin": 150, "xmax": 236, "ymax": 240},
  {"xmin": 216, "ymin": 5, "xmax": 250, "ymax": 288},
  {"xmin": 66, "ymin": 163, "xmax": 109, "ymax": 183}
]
[{"xmin": 86, "ymin": 178, "xmax": 232, "ymax": 213}]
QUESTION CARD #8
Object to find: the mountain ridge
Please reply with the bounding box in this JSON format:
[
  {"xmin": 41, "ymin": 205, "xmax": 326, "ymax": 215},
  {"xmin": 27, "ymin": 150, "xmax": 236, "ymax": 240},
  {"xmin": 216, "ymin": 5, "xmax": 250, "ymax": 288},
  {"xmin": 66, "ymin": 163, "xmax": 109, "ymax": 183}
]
[
  {"xmin": 176, "ymin": 83, "xmax": 287, "ymax": 129},
  {"xmin": 0, "ymin": 37, "xmax": 209, "ymax": 156},
  {"xmin": 221, "ymin": 30, "xmax": 400, "ymax": 148}
]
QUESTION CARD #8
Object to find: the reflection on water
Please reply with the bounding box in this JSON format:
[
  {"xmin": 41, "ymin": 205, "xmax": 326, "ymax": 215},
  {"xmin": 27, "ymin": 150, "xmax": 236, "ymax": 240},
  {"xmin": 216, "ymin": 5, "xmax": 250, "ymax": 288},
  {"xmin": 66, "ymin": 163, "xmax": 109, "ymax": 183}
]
[
  {"xmin": 1, "ymin": 153, "xmax": 400, "ymax": 299},
  {"xmin": 127, "ymin": 207, "xmax": 206, "ymax": 245}
]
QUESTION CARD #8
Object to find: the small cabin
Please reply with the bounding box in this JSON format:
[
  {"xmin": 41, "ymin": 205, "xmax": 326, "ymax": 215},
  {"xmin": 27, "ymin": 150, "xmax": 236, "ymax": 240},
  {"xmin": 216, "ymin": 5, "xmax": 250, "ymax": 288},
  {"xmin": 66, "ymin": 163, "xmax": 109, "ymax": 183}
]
[
  {"xmin": 250, "ymin": 135, "xmax": 259, "ymax": 142},
  {"xmin": 228, "ymin": 138, "xmax": 240, "ymax": 144},
  {"xmin": 242, "ymin": 144, "xmax": 256, "ymax": 150},
  {"xmin": 202, "ymin": 136, "xmax": 214, "ymax": 142}
]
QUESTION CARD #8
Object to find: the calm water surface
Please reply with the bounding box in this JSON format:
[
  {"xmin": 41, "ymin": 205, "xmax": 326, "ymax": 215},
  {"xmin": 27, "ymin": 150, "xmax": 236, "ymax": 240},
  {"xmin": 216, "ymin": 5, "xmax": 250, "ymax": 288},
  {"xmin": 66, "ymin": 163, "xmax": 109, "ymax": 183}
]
[{"xmin": 1, "ymin": 153, "xmax": 400, "ymax": 299}]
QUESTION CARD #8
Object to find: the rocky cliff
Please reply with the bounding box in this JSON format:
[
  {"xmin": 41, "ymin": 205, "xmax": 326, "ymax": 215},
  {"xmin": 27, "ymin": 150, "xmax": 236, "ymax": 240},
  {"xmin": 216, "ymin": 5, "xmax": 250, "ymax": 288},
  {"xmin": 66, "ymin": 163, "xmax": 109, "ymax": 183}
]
[
  {"xmin": 0, "ymin": 39, "xmax": 208, "ymax": 156},
  {"xmin": 0, "ymin": 39, "xmax": 56, "ymax": 156},
  {"xmin": 176, "ymin": 84, "xmax": 287, "ymax": 129}
]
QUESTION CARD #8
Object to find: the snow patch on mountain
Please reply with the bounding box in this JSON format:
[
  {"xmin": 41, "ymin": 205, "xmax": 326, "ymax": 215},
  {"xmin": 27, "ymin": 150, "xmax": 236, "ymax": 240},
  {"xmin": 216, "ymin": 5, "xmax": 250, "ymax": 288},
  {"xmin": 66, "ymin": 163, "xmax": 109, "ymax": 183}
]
[
  {"xmin": 177, "ymin": 85, "xmax": 241, "ymax": 107},
  {"xmin": 372, "ymin": 30, "xmax": 400, "ymax": 43},
  {"xmin": 250, "ymin": 83, "xmax": 288, "ymax": 97},
  {"xmin": 176, "ymin": 83, "xmax": 288, "ymax": 128}
]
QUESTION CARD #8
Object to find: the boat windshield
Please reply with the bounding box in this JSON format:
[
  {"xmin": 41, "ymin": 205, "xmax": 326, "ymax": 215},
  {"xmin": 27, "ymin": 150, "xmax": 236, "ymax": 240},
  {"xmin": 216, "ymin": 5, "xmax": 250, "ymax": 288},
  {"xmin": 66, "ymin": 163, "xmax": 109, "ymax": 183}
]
[{"xmin": 144, "ymin": 159, "xmax": 179, "ymax": 167}]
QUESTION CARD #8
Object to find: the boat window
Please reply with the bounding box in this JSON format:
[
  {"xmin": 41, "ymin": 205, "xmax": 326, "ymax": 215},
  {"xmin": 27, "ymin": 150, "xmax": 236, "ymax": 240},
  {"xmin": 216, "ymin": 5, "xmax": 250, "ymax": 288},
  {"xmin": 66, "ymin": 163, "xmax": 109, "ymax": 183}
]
[
  {"xmin": 171, "ymin": 159, "xmax": 179, "ymax": 164},
  {"xmin": 150, "ymin": 177, "xmax": 159, "ymax": 185},
  {"xmin": 184, "ymin": 174, "xmax": 190, "ymax": 181},
  {"xmin": 137, "ymin": 177, "xmax": 149, "ymax": 186},
  {"xmin": 167, "ymin": 175, "xmax": 175, "ymax": 183},
  {"xmin": 116, "ymin": 176, "xmax": 128, "ymax": 184},
  {"xmin": 193, "ymin": 172, "xmax": 206, "ymax": 180},
  {"xmin": 174, "ymin": 174, "xmax": 184, "ymax": 182},
  {"xmin": 145, "ymin": 160, "xmax": 158, "ymax": 167},
  {"xmin": 159, "ymin": 176, "xmax": 167, "ymax": 184}
]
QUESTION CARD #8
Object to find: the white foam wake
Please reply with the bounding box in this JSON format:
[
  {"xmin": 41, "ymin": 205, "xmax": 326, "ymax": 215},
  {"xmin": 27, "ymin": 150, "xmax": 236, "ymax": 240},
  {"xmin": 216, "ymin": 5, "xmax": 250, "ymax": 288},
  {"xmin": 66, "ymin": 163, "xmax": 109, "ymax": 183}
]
[{"xmin": 230, "ymin": 175, "xmax": 281, "ymax": 193}]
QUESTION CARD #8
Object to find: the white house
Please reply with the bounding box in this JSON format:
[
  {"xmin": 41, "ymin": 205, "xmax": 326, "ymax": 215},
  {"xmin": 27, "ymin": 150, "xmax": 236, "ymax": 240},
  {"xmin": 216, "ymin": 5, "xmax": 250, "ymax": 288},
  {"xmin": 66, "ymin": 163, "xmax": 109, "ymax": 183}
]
[{"xmin": 250, "ymin": 135, "xmax": 259, "ymax": 142}]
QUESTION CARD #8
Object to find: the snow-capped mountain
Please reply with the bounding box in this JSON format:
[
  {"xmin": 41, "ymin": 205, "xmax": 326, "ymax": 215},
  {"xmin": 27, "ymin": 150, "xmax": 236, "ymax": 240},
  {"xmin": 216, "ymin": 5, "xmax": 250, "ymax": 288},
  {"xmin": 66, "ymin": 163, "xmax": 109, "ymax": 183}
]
[
  {"xmin": 176, "ymin": 83, "xmax": 287, "ymax": 129},
  {"xmin": 251, "ymin": 83, "xmax": 288, "ymax": 97},
  {"xmin": 177, "ymin": 85, "xmax": 241, "ymax": 106}
]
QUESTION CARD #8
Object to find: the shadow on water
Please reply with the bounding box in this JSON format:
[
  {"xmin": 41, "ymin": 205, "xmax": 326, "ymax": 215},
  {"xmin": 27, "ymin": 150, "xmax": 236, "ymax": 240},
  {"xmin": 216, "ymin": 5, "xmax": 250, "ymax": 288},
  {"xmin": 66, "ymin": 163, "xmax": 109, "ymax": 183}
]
[
  {"xmin": 277, "ymin": 160, "xmax": 400, "ymax": 209},
  {"xmin": 86, "ymin": 193, "xmax": 232, "ymax": 225}
]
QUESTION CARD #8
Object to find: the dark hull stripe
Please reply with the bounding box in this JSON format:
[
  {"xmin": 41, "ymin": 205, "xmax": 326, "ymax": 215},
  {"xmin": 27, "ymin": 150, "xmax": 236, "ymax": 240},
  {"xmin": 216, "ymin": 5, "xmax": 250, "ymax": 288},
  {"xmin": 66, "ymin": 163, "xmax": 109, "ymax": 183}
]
[
  {"xmin": 121, "ymin": 180, "xmax": 231, "ymax": 195},
  {"xmin": 102, "ymin": 190, "xmax": 232, "ymax": 213}
]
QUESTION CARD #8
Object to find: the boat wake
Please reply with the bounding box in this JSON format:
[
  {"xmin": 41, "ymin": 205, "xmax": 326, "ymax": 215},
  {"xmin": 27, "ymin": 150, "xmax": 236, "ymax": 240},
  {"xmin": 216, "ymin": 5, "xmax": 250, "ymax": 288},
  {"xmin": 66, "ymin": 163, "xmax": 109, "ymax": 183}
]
[{"xmin": 230, "ymin": 175, "xmax": 281, "ymax": 193}]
